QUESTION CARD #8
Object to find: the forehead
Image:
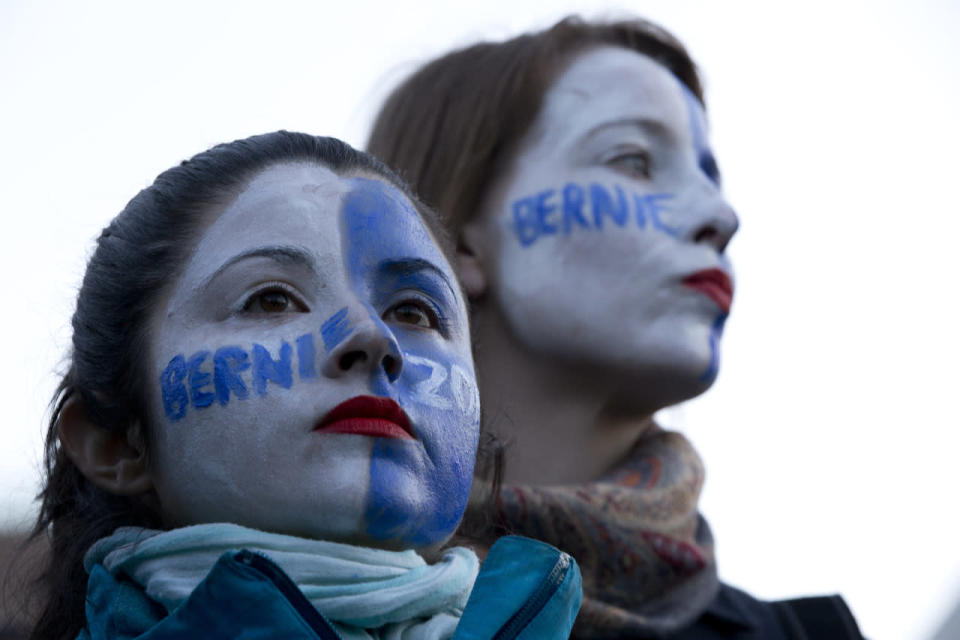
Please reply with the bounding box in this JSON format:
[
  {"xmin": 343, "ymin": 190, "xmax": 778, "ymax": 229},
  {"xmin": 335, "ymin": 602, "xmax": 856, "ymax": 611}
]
[
  {"xmin": 529, "ymin": 46, "xmax": 696, "ymax": 147},
  {"xmin": 340, "ymin": 176, "xmax": 450, "ymax": 272},
  {"xmin": 173, "ymin": 163, "xmax": 348, "ymax": 293},
  {"xmin": 171, "ymin": 162, "xmax": 453, "ymax": 298},
  {"xmin": 202, "ymin": 162, "xmax": 347, "ymax": 250}
]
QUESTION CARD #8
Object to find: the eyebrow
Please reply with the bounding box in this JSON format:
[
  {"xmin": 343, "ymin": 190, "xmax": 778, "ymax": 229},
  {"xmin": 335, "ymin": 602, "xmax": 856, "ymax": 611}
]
[
  {"xmin": 584, "ymin": 117, "xmax": 675, "ymax": 143},
  {"xmin": 378, "ymin": 258, "xmax": 458, "ymax": 300},
  {"xmin": 203, "ymin": 245, "xmax": 318, "ymax": 289},
  {"xmin": 586, "ymin": 117, "xmax": 723, "ymax": 184}
]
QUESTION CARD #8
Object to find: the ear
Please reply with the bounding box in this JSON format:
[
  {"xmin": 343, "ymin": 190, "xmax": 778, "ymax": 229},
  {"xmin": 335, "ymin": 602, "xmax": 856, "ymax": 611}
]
[
  {"xmin": 57, "ymin": 395, "xmax": 153, "ymax": 496},
  {"xmin": 456, "ymin": 220, "xmax": 489, "ymax": 300}
]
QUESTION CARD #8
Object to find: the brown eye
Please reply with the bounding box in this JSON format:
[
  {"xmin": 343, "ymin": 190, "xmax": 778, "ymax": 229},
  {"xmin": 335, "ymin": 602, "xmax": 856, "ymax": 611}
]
[
  {"xmin": 607, "ymin": 152, "xmax": 652, "ymax": 179},
  {"xmin": 385, "ymin": 302, "xmax": 434, "ymax": 328},
  {"xmin": 242, "ymin": 287, "xmax": 305, "ymax": 314},
  {"xmin": 258, "ymin": 291, "xmax": 290, "ymax": 312}
]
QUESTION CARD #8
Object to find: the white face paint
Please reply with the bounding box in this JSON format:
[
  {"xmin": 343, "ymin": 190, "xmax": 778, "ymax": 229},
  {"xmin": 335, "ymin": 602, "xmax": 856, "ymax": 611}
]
[
  {"xmin": 147, "ymin": 163, "xmax": 478, "ymax": 549},
  {"xmin": 471, "ymin": 47, "xmax": 739, "ymax": 404}
]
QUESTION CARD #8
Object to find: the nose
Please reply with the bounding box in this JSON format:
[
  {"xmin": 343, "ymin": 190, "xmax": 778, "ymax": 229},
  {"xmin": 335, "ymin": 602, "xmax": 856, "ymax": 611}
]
[
  {"xmin": 686, "ymin": 193, "xmax": 739, "ymax": 254},
  {"xmin": 321, "ymin": 309, "xmax": 403, "ymax": 382}
]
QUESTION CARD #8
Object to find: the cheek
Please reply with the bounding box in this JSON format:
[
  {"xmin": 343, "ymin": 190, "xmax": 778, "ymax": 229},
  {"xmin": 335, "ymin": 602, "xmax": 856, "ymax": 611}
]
[
  {"xmin": 401, "ymin": 347, "xmax": 480, "ymax": 469},
  {"xmin": 153, "ymin": 329, "xmax": 328, "ymax": 425},
  {"xmin": 494, "ymin": 220, "xmax": 675, "ymax": 322},
  {"xmin": 364, "ymin": 347, "xmax": 480, "ymax": 546},
  {"xmin": 499, "ymin": 181, "xmax": 681, "ymax": 251}
]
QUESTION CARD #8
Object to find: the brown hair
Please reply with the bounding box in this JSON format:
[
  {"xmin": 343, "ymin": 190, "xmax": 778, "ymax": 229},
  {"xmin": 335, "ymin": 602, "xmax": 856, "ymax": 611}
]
[{"xmin": 366, "ymin": 15, "xmax": 703, "ymax": 237}]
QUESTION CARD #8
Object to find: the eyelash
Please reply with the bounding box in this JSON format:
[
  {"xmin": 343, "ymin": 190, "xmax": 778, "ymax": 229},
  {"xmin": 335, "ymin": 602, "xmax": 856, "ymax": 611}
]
[
  {"xmin": 237, "ymin": 285, "xmax": 450, "ymax": 335},
  {"xmin": 604, "ymin": 149, "xmax": 653, "ymax": 179},
  {"xmin": 384, "ymin": 295, "xmax": 449, "ymax": 334},
  {"xmin": 240, "ymin": 282, "xmax": 308, "ymax": 314}
]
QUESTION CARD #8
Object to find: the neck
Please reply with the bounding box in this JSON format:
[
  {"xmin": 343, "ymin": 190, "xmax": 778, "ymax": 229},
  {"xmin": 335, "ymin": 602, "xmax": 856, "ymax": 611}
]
[{"xmin": 472, "ymin": 302, "xmax": 659, "ymax": 485}]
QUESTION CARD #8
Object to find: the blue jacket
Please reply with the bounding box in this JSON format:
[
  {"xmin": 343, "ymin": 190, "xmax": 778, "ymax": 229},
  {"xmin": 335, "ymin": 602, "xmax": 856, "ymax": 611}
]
[{"xmin": 79, "ymin": 535, "xmax": 581, "ymax": 639}]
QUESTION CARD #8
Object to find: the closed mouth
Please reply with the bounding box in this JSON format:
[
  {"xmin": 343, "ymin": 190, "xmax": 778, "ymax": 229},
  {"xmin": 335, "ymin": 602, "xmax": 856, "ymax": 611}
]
[
  {"xmin": 682, "ymin": 268, "xmax": 733, "ymax": 313},
  {"xmin": 315, "ymin": 395, "xmax": 413, "ymax": 439}
]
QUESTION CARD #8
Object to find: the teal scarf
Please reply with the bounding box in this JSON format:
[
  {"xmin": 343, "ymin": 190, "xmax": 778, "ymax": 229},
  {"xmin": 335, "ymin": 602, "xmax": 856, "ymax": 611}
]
[{"xmin": 85, "ymin": 523, "xmax": 479, "ymax": 639}]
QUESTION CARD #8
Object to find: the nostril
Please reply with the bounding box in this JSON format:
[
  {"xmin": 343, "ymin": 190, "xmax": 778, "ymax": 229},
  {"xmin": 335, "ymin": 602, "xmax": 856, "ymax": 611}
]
[
  {"xmin": 694, "ymin": 226, "xmax": 718, "ymax": 245},
  {"xmin": 339, "ymin": 351, "xmax": 367, "ymax": 371},
  {"xmin": 382, "ymin": 354, "xmax": 401, "ymax": 381}
]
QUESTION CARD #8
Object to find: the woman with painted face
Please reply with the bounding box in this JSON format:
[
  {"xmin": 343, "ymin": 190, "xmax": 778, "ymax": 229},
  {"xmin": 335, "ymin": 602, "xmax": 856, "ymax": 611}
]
[
  {"xmin": 367, "ymin": 17, "xmax": 863, "ymax": 640},
  {"xmin": 30, "ymin": 131, "xmax": 580, "ymax": 640}
]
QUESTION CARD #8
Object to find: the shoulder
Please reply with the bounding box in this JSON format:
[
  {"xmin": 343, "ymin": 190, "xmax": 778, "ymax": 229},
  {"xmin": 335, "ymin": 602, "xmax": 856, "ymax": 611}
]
[
  {"xmin": 454, "ymin": 535, "xmax": 582, "ymax": 640},
  {"xmin": 672, "ymin": 582, "xmax": 864, "ymax": 640},
  {"xmin": 80, "ymin": 551, "xmax": 339, "ymax": 639}
]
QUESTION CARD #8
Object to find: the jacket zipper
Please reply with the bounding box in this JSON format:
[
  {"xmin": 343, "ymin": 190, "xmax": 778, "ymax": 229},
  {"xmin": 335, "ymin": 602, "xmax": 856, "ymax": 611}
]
[
  {"xmin": 492, "ymin": 552, "xmax": 572, "ymax": 640},
  {"xmin": 234, "ymin": 550, "xmax": 344, "ymax": 640}
]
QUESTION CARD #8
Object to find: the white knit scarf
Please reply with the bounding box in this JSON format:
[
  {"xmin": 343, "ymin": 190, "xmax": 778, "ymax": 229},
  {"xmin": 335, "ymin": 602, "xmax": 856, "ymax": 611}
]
[{"xmin": 84, "ymin": 523, "xmax": 480, "ymax": 640}]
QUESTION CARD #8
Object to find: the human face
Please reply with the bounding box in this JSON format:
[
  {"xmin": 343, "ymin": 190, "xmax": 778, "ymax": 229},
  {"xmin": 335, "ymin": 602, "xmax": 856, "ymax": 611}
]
[
  {"xmin": 469, "ymin": 47, "xmax": 738, "ymax": 405},
  {"xmin": 147, "ymin": 163, "xmax": 479, "ymax": 550}
]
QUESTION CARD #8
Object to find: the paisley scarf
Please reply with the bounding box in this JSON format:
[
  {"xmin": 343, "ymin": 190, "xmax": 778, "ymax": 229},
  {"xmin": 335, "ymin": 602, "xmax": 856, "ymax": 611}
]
[{"xmin": 474, "ymin": 427, "xmax": 717, "ymax": 638}]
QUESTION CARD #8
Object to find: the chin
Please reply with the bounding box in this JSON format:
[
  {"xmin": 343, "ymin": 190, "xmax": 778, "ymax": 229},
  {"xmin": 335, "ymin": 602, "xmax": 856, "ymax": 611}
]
[
  {"xmin": 362, "ymin": 488, "xmax": 462, "ymax": 551},
  {"xmin": 594, "ymin": 334, "xmax": 722, "ymax": 410}
]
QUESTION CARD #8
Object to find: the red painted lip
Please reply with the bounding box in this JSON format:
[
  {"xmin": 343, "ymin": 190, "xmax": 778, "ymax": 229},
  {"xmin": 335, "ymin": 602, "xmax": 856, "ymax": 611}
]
[
  {"xmin": 315, "ymin": 396, "xmax": 414, "ymax": 440},
  {"xmin": 682, "ymin": 268, "xmax": 733, "ymax": 313}
]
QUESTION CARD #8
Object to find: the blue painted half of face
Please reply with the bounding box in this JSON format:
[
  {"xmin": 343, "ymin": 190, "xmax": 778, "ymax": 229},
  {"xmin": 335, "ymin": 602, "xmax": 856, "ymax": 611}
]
[
  {"xmin": 681, "ymin": 85, "xmax": 721, "ymax": 186},
  {"xmin": 681, "ymin": 85, "xmax": 734, "ymax": 381},
  {"xmin": 698, "ymin": 312, "xmax": 727, "ymax": 383},
  {"xmin": 341, "ymin": 177, "xmax": 478, "ymax": 548}
]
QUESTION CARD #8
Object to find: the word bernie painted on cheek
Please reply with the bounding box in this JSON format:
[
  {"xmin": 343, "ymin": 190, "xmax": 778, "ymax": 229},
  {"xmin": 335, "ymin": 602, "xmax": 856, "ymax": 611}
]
[
  {"xmin": 160, "ymin": 306, "xmax": 355, "ymax": 421},
  {"xmin": 511, "ymin": 182, "xmax": 678, "ymax": 247},
  {"xmin": 158, "ymin": 303, "xmax": 476, "ymax": 424}
]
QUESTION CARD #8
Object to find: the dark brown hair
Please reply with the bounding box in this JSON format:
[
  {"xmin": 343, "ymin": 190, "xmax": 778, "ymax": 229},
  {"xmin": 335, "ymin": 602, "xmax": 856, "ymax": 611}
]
[
  {"xmin": 30, "ymin": 131, "xmax": 450, "ymax": 640},
  {"xmin": 366, "ymin": 15, "xmax": 703, "ymax": 237}
]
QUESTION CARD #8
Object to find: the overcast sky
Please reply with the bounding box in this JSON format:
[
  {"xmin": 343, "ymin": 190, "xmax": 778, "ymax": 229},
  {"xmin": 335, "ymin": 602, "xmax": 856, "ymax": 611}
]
[{"xmin": 2, "ymin": 1, "xmax": 958, "ymax": 638}]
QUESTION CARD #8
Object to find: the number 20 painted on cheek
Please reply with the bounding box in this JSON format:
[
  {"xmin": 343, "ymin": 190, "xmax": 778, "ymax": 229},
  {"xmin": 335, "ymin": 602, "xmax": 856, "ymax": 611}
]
[{"xmin": 405, "ymin": 354, "xmax": 478, "ymax": 417}]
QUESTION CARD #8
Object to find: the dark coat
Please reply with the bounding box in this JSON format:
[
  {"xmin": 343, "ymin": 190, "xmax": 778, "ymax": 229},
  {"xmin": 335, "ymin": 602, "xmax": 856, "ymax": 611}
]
[{"xmin": 667, "ymin": 583, "xmax": 864, "ymax": 640}]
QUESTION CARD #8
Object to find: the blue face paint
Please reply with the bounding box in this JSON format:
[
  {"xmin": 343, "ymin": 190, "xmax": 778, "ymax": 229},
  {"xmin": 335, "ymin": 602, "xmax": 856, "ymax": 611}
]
[
  {"xmin": 341, "ymin": 178, "xmax": 477, "ymax": 548},
  {"xmin": 681, "ymin": 86, "xmax": 721, "ymax": 186},
  {"xmin": 681, "ymin": 85, "xmax": 733, "ymax": 381},
  {"xmin": 213, "ymin": 345, "xmax": 250, "ymax": 405},
  {"xmin": 295, "ymin": 334, "xmax": 316, "ymax": 380},
  {"xmin": 371, "ymin": 260, "xmax": 456, "ymax": 336},
  {"xmin": 158, "ymin": 307, "xmax": 372, "ymax": 421},
  {"xmin": 590, "ymin": 183, "xmax": 628, "ymax": 229},
  {"xmin": 645, "ymin": 193, "xmax": 680, "ymax": 237},
  {"xmin": 160, "ymin": 355, "xmax": 189, "ymax": 420},
  {"xmin": 187, "ymin": 351, "xmax": 215, "ymax": 409},
  {"xmin": 510, "ymin": 182, "xmax": 677, "ymax": 247},
  {"xmin": 251, "ymin": 342, "xmax": 293, "ymax": 396},
  {"xmin": 561, "ymin": 182, "xmax": 590, "ymax": 234},
  {"xmin": 320, "ymin": 306, "xmax": 353, "ymax": 351},
  {"xmin": 698, "ymin": 313, "xmax": 727, "ymax": 383}
]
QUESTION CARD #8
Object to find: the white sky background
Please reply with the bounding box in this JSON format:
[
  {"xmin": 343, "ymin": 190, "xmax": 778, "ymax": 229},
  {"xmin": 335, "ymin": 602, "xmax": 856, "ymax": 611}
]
[{"xmin": 1, "ymin": 1, "xmax": 958, "ymax": 638}]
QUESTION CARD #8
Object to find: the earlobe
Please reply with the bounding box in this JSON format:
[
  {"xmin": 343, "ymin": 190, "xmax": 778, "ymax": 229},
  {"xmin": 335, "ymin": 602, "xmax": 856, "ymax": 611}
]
[
  {"xmin": 57, "ymin": 395, "xmax": 153, "ymax": 496},
  {"xmin": 456, "ymin": 224, "xmax": 488, "ymax": 300}
]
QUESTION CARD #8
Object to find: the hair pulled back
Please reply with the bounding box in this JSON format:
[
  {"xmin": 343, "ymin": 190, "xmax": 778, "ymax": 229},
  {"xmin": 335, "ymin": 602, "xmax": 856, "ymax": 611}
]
[
  {"xmin": 31, "ymin": 131, "xmax": 445, "ymax": 640},
  {"xmin": 366, "ymin": 15, "xmax": 703, "ymax": 237}
]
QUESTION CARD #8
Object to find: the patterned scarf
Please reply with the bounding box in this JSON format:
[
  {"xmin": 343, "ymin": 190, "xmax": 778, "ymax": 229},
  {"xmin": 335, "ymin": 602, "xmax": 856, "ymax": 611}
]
[{"xmin": 474, "ymin": 427, "xmax": 717, "ymax": 639}]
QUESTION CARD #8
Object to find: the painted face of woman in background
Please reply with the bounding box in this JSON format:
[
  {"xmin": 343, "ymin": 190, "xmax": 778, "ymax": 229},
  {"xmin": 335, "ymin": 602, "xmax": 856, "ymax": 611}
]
[
  {"xmin": 146, "ymin": 163, "xmax": 479, "ymax": 551},
  {"xmin": 467, "ymin": 46, "xmax": 739, "ymax": 407}
]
